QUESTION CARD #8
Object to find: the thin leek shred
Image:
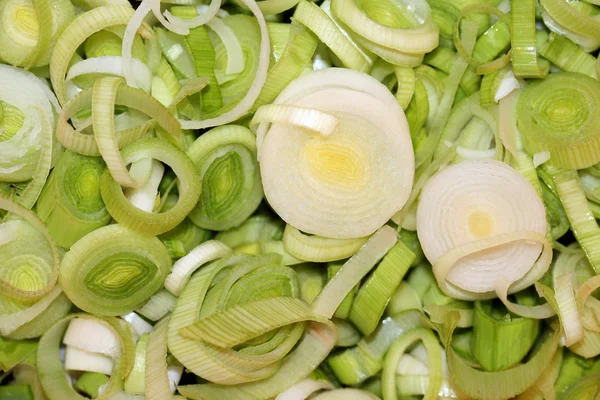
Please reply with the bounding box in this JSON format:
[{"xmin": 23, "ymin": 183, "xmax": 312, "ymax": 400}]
[
  {"xmin": 326, "ymin": 262, "xmax": 358, "ymax": 319},
  {"xmin": 349, "ymin": 240, "xmax": 415, "ymax": 336},
  {"xmin": 415, "ymin": 19, "xmax": 478, "ymax": 169},
  {"xmin": 510, "ymin": 0, "xmax": 547, "ymax": 78}
]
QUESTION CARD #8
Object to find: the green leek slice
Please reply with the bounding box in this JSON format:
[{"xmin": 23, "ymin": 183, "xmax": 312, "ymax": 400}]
[
  {"xmin": 517, "ymin": 72, "xmax": 600, "ymax": 170},
  {"xmin": 186, "ymin": 125, "xmax": 263, "ymax": 231},
  {"xmin": 59, "ymin": 224, "xmax": 171, "ymax": 316}
]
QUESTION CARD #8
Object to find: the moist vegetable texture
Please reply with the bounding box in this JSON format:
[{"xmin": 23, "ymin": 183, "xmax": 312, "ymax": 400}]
[{"xmin": 0, "ymin": 0, "xmax": 599, "ymax": 399}]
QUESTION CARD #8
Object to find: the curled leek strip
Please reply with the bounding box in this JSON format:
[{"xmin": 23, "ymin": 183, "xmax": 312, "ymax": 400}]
[
  {"xmin": 312, "ymin": 389, "xmax": 381, "ymax": 399},
  {"xmin": 100, "ymin": 138, "xmax": 202, "ymax": 236},
  {"xmin": 251, "ymin": 21, "xmax": 318, "ymax": 111},
  {"xmin": 136, "ymin": 289, "xmax": 177, "ymax": 322},
  {"xmin": 382, "ymin": 329, "xmax": 442, "ymax": 400},
  {"xmin": 349, "ymin": 240, "xmax": 415, "ymax": 336},
  {"xmin": 330, "ymin": 0, "xmax": 439, "ymax": 62},
  {"xmin": 292, "ymin": 0, "xmax": 375, "ymax": 73},
  {"xmin": 164, "ymin": 240, "xmax": 232, "ymax": 296},
  {"xmin": 282, "ymin": 224, "xmax": 369, "ymax": 263},
  {"xmin": 92, "ymin": 77, "xmax": 180, "ymax": 188},
  {"xmin": 0, "ymin": 0, "xmax": 75, "ymax": 68},
  {"xmin": 145, "ymin": 317, "xmax": 174, "ymax": 400},
  {"xmin": 168, "ymin": 253, "xmax": 335, "ymax": 391},
  {"xmin": 0, "ymin": 196, "xmax": 60, "ymax": 301},
  {"xmin": 472, "ymin": 301, "xmax": 540, "ymax": 371},
  {"xmin": 50, "ymin": 5, "xmax": 136, "ymax": 106},
  {"xmin": 167, "ymin": 253, "xmax": 301, "ymax": 382},
  {"xmin": 56, "ymin": 86, "xmax": 156, "ymax": 157},
  {"xmin": 452, "ymin": 5, "xmax": 512, "ymax": 75},
  {"xmin": 312, "ymin": 225, "xmax": 398, "ymax": 319},
  {"xmin": 540, "ymin": 0, "xmax": 600, "ymax": 52},
  {"xmin": 256, "ymin": 68, "xmax": 414, "ymax": 239},
  {"xmin": 510, "ymin": 0, "xmax": 547, "ymax": 78},
  {"xmin": 38, "ymin": 314, "xmax": 136, "ymax": 400},
  {"xmin": 517, "ymin": 72, "xmax": 600, "ymax": 170},
  {"xmin": 66, "ymin": 56, "xmax": 153, "ymax": 93},
  {"xmin": 58, "ymin": 224, "xmax": 172, "ymax": 316},
  {"xmin": 186, "ymin": 125, "xmax": 263, "ymax": 231},
  {"xmin": 36, "ymin": 151, "xmax": 111, "ymax": 249},
  {"xmin": 417, "ymin": 160, "xmax": 553, "ymax": 318},
  {"xmin": 443, "ymin": 312, "xmax": 561, "ymax": 400},
  {"xmin": 327, "ymin": 310, "xmax": 432, "ymax": 385},
  {"xmin": 275, "ymin": 378, "xmax": 334, "ymax": 400}
]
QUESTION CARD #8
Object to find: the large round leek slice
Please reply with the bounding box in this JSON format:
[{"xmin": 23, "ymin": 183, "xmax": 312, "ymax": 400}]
[
  {"xmin": 0, "ymin": 0, "xmax": 75, "ymax": 67},
  {"xmin": 36, "ymin": 151, "xmax": 111, "ymax": 249},
  {"xmin": 417, "ymin": 159, "xmax": 552, "ymax": 317},
  {"xmin": 186, "ymin": 125, "xmax": 263, "ymax": 231},
  {"xmin": 255, "ymin": 68, "xmax": 414, "ymax": 239},
  {"xmin": 517, "ymin": 72, "xmax": 600, "ymax": 169},
  {"xmin": 59, "ymin": 224, "xmax": 172, "ymax": 316}
]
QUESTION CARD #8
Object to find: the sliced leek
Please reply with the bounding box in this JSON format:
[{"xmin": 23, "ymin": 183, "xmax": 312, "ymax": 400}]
[
  {"xmin": 256, "ymin": 68, "xmax": 414, "ymax": 239},
  {"xmin": 59, "ymin": 224, "xmax": 172, "ymax": 316},
  {"xmin": 417, "ymin": 159, "xmax": 553, "ymax": 318},
  {"xmin": 517, "ymin": 72, "xmax": 600, "ymax": 169},
  {"xmin": 186, "ymin": 125, "xmax": 263, "ymax": 231}
]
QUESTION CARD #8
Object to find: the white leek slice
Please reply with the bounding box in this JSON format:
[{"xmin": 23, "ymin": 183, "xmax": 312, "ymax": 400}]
[
  {"xmin": 396, "ymin": 354, "xmax": 429, "ymax": 375},
  {"xmin": 178, "ymin": 0, "xmax": 270, "ymax": 129},
  {"xmin": 417, "ymin": 159, "xmax": 551, "ymax": 310},
  {"xmin": 121, "ymin": 312, "xmax": 153, "ymax": 342},
  {"xmin": 0, "ymin": 64, "xmax": 57, "ymax": 186},
  {"xmin": 533, "ymin": 152, "xmax": 551, "ymax": 168},
  {"xmin": 167, "ymin": 366, "xmax": 184, "ymax": 394},
  {"xmin": 64, "ymin": 345, "xmax": 114, "ymax": 375},
  {"xmin": 256, "ymin": 68, "xmax": 414, "ymax": 239},
  {"xmin": 125, "ymin": 160, "xmax": 164, "ymax": 212},
  {"xmin": 164, "ymin": 240, "xmax": 232, "ymax": 296},
  {"xmin": 276, "ymin": 379, "xmax": 334, "ymax": 400},
  {"xmin": 66, "ymin": 56, "xmax": 153, "ymax": 92},
  {"xmin": 493, "ymin": 69, "xmax": 520, "ymax": 102},
  {"xmin": 63, "ymin": 317, "xmax": 121, "ymax": 358}
]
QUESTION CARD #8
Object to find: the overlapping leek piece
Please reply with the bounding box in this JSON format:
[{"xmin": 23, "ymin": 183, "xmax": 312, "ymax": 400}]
[{"xmin": 0, "ymin": 0, "xmax": 600, "ymax": 398}]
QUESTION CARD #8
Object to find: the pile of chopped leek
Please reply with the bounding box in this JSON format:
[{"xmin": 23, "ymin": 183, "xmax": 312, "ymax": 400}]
[{"xmin": 1, "ymin": 0, "xmax": 600, "ymax": 398}]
